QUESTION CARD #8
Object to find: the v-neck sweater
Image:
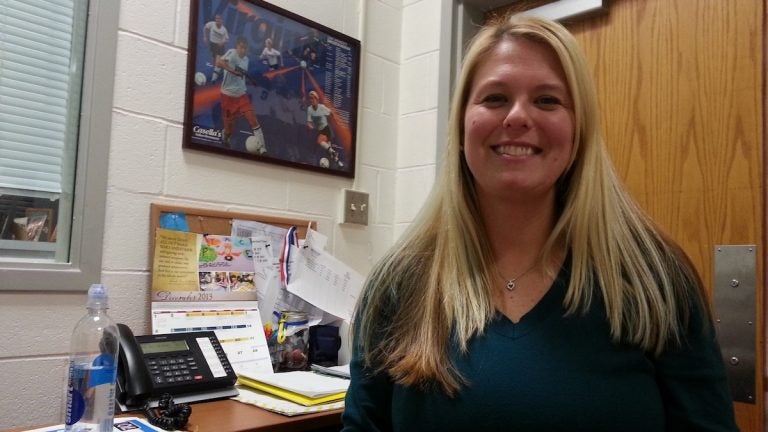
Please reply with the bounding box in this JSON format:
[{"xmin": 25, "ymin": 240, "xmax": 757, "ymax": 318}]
[{"xmin": 342, "ymin": 262, "xmax": 737, "ymax": 431}]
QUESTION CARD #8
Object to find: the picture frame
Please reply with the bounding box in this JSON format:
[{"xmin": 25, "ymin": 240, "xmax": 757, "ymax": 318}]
[{"xmin": 183, "ymin": 0, "xmax": 361, "ymax": 178}]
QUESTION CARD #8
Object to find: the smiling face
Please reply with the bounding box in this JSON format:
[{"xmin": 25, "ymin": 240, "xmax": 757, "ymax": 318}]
[{"xmin": 463, "ymin": 36, "xmax": 575, "ymax": 206}]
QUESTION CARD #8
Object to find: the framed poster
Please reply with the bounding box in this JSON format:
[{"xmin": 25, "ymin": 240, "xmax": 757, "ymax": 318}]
[{"xmin": 184, "ymin": 0, "xmax": 361, "ymax": 177}]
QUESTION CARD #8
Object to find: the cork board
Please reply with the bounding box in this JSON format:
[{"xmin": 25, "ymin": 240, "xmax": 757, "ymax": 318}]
[{"xmin": 149, "ymin": 203, "xmax": 315, "ymax": 265}]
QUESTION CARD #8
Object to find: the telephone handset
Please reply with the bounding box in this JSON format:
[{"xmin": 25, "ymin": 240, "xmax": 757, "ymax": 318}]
[{"xmin": 116, "ymin": 323, "xmax": 239, "ymax": 411}]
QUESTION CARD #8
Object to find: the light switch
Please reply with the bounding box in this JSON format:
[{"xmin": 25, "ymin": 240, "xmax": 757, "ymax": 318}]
[{"xmin": 342, "ymin": 189, "xmax": 369, "ymax": 225}]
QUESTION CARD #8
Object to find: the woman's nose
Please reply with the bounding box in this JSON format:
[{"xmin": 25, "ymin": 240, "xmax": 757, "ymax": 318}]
[{"xmin": 503, "ymin": 103, "xmax": 532, "ymax": 130}]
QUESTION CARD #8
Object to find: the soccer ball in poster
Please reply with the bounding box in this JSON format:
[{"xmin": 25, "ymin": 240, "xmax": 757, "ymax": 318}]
[
  {"xmin": 194, "ymin": 72, "xmax": 207, "ymax": 86},
  {"xmin": 318, "ymin": 157, "xmax": 330, "ymax": 168},
  {"xmin": 245, "ymin": 135, "xmax": 266, "ymax": 154}
]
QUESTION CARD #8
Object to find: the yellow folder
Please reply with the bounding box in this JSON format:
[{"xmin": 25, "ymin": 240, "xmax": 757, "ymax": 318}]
[{"xmin": 237, "ymin": 375, "xmax": 346, "ymax": 406}]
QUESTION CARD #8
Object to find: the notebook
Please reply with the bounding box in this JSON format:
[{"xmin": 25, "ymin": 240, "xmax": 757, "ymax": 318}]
[
  {"xmin": 237, "ymin": 370, "xmax": 350, "ymax": 406},
  {"xmin": 234, "ymin": 384, "xmax": 345, "ymax": 416}
]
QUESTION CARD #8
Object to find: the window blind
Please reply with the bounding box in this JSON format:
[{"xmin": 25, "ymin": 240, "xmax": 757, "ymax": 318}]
[{"xmin": 0, "ymin": 0, "xmax": 81, "ymax": 197}]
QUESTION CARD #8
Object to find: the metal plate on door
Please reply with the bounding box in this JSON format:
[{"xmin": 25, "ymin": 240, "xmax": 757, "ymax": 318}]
[{"xmin": 713, "ymin": 245, "xmax": 756, "ymax": 404}]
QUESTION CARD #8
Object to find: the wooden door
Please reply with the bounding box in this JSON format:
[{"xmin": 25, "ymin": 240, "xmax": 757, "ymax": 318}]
[
  {"xmin": 568, "ymin": 0, "xmax": 765, "ymax": 430},
  {"xmin": 490, "ymin": 0, "xmax": 764, "ymax": 428}
]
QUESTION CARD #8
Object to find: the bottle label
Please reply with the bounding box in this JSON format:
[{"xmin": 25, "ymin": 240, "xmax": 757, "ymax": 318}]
[
  {"xmin": 64, "ymin": 354, "xmax": 117, "ymax": 426},
  {"xmin": 64, "ymin": 362, "xmax": 87, "ymax": 425},
  {"xmin": 88, "ymin": 353, "xmax": 116, "ymax": 387}
]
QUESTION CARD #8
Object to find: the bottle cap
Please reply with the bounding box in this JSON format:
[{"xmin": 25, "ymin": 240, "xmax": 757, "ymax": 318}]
[{"xmin": 87, "ymin": 283, "xmax": 109, "ymax": 308}]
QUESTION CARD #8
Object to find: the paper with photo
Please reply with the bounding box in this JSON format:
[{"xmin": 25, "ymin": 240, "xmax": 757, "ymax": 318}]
[
  {"xmin": 151, "ymin": 229, "xmax": 258, "ymax": 302},
  {"xmin": 197, "ymin": 234, "xmax": 258, "ymax": 299},
  {"xmin": 198, "ymin": 234, "xmax": 256, "ymax": 273}
]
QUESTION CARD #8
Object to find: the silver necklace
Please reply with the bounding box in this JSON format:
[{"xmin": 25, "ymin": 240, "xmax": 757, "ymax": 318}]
[{"xmin": 498, "ymin": 261, "xmax": 538, "ymax": 291}]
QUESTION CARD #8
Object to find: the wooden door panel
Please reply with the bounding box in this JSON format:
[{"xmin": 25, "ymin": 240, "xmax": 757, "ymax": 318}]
[
  {"xmin": 570, "ymin": 0, "xmax": 764, "ymax": 430},
  {"xmin": 496, "ymin": 0, "xmax": 764, "ymax": 429}
]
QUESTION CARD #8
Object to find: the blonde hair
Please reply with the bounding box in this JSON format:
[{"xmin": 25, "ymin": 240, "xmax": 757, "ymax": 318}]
[{"xmin": 354, "ymin": 14, "xmax": 704, "ymax": 395}]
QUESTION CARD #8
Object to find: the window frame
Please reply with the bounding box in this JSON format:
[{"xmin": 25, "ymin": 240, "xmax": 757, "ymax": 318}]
[{"xmin": 0, "ymin": 0, "xmax": 119, "ymax": 292}]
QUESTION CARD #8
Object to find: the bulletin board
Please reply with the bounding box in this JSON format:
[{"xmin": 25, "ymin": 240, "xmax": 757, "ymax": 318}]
[
  {"xmin": 149, "ymin": 202, "xmax": 315, "ymax": 266},
  {"xmin": 148, "ymin": 203, "xmax": 317, "ymax": 374}
]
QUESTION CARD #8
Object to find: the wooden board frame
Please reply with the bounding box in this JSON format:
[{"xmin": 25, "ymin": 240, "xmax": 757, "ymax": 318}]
[{"xmin": 149, "ymin": 203, "xmax": 315, "ymax": 267}]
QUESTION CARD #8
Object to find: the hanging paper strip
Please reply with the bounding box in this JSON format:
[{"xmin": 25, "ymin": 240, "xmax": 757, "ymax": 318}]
[{"xmin": 279, "ymin": 226, "xmax": 298, "ymax": 288}]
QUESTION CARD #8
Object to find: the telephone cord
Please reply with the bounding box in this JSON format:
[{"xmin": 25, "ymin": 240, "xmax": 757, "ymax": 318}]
[{"xmin": 142, "ymin": 393, "xmax": 192, "ymax": 431}]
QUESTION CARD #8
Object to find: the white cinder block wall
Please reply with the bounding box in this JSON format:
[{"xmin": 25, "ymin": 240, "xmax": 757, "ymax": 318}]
[
  {"xmin": 0, "ymin": 0, "xmax": 446, "ymax": 429},
  {"xmin": 396, "ymin": 0, "xmax": 440, "ymax": 236}
]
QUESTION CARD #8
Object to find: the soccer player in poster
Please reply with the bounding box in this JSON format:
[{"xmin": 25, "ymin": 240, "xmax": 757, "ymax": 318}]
[
  {"xmin": 306, "ymin": 90, "xmax": 342, "ymax": 167},
  {"xmin": 216, "ymin": 36, "xmax": 266, "ymax": 154},
  {"xmin": 202, "ymin": 14, "xmax": 229, "ymax": 82},
  {"xmin": 259, "ymin": 38, "xmax": 283, "ymax": 71}
]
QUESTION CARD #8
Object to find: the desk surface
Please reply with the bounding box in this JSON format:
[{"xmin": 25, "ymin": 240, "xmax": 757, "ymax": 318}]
[
  {"xmin": 5, "ymin": 399, "xmax": 342, "ymax": 432},
  {"xmin": 185, "ymin": 399, "xmax": 342, "ymax": 432}
]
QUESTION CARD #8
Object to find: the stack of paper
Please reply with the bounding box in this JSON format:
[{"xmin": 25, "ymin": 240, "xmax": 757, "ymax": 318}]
[
  {"xmin": 311, "ymin": 363, "xmax": 350, "ymax": 379},
  {"xmin": 237, "ymin": 370, "xmax": 350, "ymax": 406},
  {"xmin": 234, "ymin": 385, "xmax": 345, "ymax": 417}
]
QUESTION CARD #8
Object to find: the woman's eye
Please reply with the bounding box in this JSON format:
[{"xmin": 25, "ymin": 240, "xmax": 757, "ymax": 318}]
[
  {"xmin": 536, "ymin": 95, "xmax": 562, "ymax": 108},
  {"xmin": 481, "ymin": 94, "xmax": 507, "ymax": 106}
]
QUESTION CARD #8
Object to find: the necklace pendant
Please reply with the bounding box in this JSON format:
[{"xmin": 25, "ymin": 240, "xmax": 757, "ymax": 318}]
[{"xmin": 505, "ymin": 280, "xmax": 516, "ymax": 291}]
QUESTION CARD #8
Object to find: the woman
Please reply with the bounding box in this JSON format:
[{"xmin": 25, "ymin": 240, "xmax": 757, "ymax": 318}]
[{"xmin": 341, "ymin": 14, "xmax": 737, "ymax": 432}]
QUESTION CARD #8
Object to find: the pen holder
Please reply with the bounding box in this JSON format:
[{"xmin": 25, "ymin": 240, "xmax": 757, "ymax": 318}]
[{"xmin": 274, "ymin": 311, "xmax": 310, "ymax": 372}]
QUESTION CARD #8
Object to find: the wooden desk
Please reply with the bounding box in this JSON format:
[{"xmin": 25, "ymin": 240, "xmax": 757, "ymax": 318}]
[
  {"xmin": 185, "ymin": 399, "xmax": 342, "ymax": 432},
  {"xmin": 4, "ymin": 400, "xmax": 342, "ymax": 432}
]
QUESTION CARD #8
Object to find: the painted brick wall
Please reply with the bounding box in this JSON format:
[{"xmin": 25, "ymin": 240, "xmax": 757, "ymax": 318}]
[{"xmin": 0, "ymin": 0, "xmax": 445, "ymax": 428}]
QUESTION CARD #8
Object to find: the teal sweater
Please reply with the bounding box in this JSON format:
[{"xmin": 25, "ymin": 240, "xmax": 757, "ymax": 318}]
[{"xmin": 342, "ymin": 262, "xmax": 738, "ymax": 431}]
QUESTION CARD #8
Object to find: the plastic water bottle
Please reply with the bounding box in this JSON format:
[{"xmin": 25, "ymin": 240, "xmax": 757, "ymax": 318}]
[{"xmin": 64, "ymin": 284, "xmax": 120, "ymax": 431}]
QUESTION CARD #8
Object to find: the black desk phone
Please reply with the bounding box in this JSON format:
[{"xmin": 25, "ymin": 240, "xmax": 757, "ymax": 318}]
[{"xmin": 116, "ymin": 323, "xmax": 238, "ymax": 411}]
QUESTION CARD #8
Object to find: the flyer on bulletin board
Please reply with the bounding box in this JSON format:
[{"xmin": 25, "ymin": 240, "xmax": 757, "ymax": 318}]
[{"xmin": 151, "ymin": 228, "xmax": 258, "ymax": 302}]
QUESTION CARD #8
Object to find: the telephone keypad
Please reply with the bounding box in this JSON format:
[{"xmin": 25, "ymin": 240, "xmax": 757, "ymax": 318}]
[{"xmin": 148, "ymin": 354, "xmax": 202, "ymax": 386}]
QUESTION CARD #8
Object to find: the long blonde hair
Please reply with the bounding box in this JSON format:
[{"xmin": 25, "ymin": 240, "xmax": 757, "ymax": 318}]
[{"xmin": 354, "ymin": 14, "xmax": 704, "ymax": 395}]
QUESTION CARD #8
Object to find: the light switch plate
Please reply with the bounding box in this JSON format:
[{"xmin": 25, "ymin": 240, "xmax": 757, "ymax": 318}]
[{"xmin": 342, "ymin": 189, "xmax": 369, "ymax": 225}]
